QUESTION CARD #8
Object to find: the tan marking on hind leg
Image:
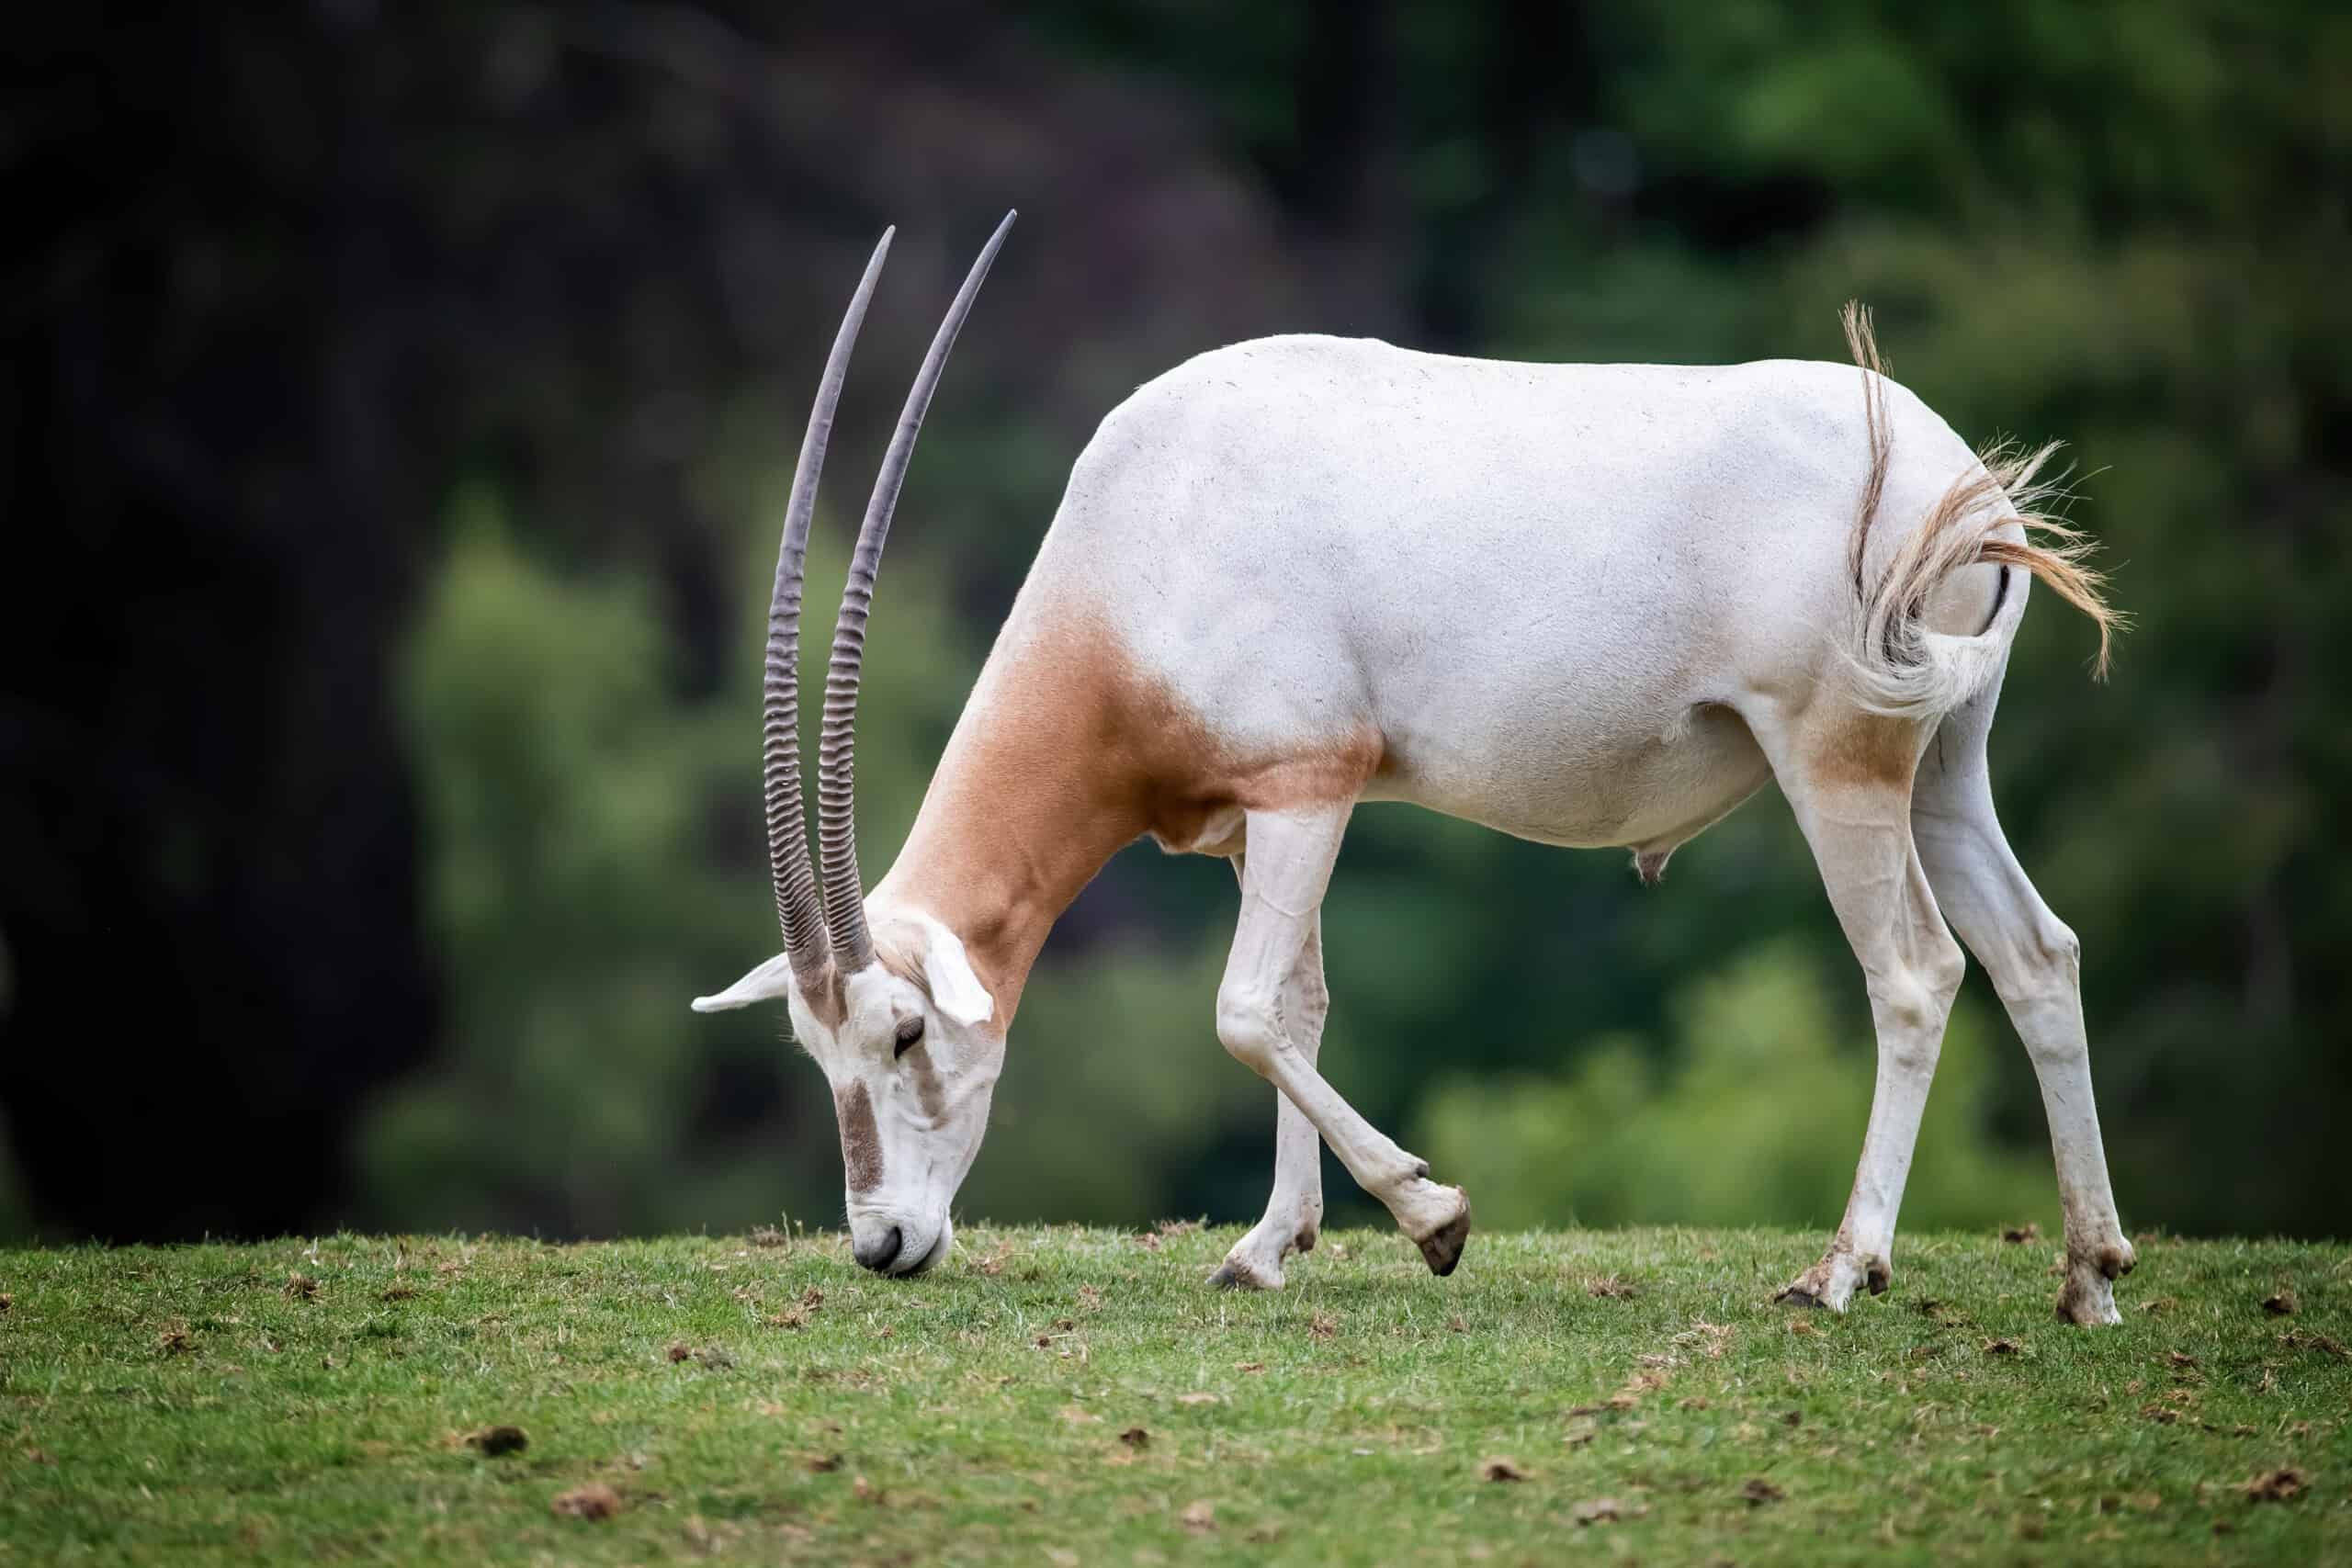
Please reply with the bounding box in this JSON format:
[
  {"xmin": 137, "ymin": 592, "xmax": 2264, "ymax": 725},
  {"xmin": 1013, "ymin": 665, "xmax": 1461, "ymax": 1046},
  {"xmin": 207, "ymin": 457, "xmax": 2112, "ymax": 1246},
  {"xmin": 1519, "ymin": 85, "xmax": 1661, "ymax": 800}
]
[
  {"xmin": 1809, "ymin": 710, "xmax": 1927, "ymax": 791},
  {"xmin": 1758, "ymin": 699, "xmax": 1953, "ymax": 1315}
]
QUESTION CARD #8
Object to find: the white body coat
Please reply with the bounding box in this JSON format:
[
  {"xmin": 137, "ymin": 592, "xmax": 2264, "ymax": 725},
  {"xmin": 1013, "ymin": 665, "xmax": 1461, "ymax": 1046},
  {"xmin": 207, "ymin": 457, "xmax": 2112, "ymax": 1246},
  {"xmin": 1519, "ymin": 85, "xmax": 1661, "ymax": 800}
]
[{"xmin": 1035, "ymin": 335, "xmax": 1999, "ymax": 860}]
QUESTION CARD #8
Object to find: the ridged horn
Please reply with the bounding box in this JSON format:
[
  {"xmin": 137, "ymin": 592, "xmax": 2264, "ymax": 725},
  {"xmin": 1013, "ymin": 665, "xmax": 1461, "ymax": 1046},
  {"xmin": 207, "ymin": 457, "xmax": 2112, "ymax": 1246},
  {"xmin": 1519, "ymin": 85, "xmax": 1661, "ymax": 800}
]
[
  {"xmin": 818, "ymin": 210, "xmax": 1015, "ymax": 971},
  {"xmin": 765, "ymin": 228, "xmax": 893, "ymax": 987}
]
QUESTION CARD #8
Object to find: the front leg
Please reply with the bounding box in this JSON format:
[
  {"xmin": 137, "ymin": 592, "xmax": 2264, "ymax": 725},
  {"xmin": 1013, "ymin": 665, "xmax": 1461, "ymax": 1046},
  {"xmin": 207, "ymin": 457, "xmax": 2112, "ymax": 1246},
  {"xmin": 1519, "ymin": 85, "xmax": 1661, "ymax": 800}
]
[
  {"xmin": 1214, "ymin": 807, "xmax": 1471, "ymax": 1276},
  {"xmin": 1210, "ymin": 855, "xmax": 1328, "ymax": 1290}
]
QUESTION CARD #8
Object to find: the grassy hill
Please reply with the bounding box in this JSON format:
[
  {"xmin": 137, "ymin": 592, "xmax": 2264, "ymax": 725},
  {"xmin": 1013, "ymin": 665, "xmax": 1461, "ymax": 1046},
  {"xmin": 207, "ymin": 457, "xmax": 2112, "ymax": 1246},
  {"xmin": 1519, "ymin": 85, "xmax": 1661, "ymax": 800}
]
[{"xmin": 0, "ymin": 1226, "xmax": 2344, "ymax": 1564}]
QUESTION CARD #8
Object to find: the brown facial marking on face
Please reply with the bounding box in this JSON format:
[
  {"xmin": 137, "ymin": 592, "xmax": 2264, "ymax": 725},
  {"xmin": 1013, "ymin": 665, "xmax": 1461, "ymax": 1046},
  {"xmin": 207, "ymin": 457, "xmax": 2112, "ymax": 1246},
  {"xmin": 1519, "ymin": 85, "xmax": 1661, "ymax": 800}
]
[
  {"xmin": 835, "ymin": 1081, "xmax": 883, "ymax": 1193},
  {"xmin": 885, "ymin": 601, "xmax": 1385, "ymax": 1032},
  {"xmin": 904, "ymin": 1045, "xmax": 947, "ymax": 1122},
  {"xmin": 1808, "ymin": 710, "xmax": 1920, "ymax": 791},
  {"xmin": 865, "ymin": 931, "xmax": 945, "ymax": 1128},
  {"xmin": 865, "ymin": 928, "xmax": 953, "ymax": 1122}
]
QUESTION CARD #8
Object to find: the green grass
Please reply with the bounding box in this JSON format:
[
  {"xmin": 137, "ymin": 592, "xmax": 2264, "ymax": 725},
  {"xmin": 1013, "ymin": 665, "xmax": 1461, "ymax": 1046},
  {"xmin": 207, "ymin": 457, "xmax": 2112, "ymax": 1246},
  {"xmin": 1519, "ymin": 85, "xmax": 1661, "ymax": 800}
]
[{"xmin": 0, "ymin": 1227, "xmax": 2345, "ymax": 1564}]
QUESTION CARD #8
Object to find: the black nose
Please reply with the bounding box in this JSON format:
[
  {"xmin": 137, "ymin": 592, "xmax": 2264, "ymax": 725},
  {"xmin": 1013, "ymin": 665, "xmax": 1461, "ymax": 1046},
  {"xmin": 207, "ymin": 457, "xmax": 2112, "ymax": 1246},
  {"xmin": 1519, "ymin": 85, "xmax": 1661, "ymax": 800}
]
[{"xmin": 853, "ymin": 1225, "xmax": 903, "ymax": 1274}]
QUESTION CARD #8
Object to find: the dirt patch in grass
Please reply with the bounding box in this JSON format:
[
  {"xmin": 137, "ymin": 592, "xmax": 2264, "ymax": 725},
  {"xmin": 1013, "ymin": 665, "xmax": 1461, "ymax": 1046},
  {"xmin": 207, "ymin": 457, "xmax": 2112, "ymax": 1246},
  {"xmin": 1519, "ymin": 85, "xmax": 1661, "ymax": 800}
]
[
  {"xmin": 2243, "ymin": 1467, "xmax": 2306, "ymax": 1504},
  {"xmin": 551, "ymin": 1483, "xmax": 622, "ymax": 1520},
  {"xmin": 2281, "ymin": 1329, "xmax": 2346, "ymax": 1359},
  {"xmin": 463, "ymin": 1426, "xmax": 527, "ymax": 1457}
]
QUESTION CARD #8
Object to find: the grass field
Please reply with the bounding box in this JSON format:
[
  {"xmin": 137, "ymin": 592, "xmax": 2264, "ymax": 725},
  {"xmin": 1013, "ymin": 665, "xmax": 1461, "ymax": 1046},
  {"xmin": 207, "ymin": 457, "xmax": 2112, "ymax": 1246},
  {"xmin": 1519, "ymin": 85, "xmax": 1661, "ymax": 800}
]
[{"xmin": 0, "ymin": 1225, "xmax": 2345, "ymax": 1564}]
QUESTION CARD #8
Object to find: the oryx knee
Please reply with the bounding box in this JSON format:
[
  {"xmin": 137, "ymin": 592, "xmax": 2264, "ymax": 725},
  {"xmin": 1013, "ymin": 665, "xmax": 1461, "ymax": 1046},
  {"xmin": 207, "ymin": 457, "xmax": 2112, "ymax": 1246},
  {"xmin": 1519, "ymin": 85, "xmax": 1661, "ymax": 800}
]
[
  {"xmin": 2026, "ymin": 919, "xmax": 2082, "ymax": 982},
  {"xmin": 1867, "ymin": 936, "xmax": 1963, "ymax": 1073},
  {"xmin": 1216, "ymin": 987, "xmax": 1284, "ymax": 1077},
  {"xmin": 1995, "ymin": 918, "xmax": 2086, "ymax": 1021}
]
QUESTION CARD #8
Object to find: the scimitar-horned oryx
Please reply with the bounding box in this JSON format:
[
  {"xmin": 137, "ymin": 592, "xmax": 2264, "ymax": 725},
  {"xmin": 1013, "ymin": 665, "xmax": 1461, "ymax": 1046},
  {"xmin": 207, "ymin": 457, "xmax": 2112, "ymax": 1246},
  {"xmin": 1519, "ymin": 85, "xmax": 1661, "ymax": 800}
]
[{"xmin": 694, "ymin": 213, "xmax": 2135, "ymax": 1324}]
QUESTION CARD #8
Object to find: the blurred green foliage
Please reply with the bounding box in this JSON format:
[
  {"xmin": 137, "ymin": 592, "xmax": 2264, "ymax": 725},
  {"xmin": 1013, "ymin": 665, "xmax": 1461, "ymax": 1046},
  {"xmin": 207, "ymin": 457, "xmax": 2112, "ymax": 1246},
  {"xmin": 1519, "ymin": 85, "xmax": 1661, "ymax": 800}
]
[
  {"xmin": 368, "ymin": 484, "xmax": 744, "ymax": 1234},
  {"xmin": 350, "ymin": 1, "xmax": 2348, "ymax": 1242}
]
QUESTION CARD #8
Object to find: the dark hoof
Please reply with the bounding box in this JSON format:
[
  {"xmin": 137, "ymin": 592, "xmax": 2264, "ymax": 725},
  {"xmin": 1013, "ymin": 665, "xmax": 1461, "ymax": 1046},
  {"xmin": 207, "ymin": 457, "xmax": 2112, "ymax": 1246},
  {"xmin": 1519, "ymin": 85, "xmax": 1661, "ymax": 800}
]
[
  {"xmin": 1777, "ymin": 1285, "xmax": 1828, "ymax": 1310},
  {"xmin": 1415, "ymin": 1201, "xmax": 1472, "ymax": 1278},
  {"xmin": 1865, "ymin": 1261, "xmax": 1892, "ymax": 1296},
  {"xmin": 1208, "ymin": 1258, "xmax": 1278, "ymax": 1292}
]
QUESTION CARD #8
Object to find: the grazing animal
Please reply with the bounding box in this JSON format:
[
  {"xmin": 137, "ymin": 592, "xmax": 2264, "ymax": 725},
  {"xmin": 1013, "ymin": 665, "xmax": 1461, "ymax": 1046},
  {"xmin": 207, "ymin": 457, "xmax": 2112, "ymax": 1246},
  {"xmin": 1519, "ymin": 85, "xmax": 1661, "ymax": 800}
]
[{"xmin": 695, "ymin": 213, "xmax": 2134, "ymax": 1323}]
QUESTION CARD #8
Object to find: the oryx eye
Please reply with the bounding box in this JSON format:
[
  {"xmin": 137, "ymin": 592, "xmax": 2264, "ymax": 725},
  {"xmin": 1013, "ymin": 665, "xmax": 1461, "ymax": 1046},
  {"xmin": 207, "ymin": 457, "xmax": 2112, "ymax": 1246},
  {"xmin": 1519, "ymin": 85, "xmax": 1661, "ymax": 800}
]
[{"xmin": 893, "ymin": 1017, "xmax": 925, "ymax": 1057}]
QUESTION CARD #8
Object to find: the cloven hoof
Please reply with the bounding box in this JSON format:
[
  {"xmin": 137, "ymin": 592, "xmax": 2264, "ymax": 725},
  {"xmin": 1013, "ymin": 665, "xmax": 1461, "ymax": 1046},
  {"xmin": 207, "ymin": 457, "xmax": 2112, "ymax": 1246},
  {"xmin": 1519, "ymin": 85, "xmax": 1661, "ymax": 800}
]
[
  {"xmin": 1414, "ymin": 1198, "xmax": 1473, "ymax": 1277},
  {"xmin": 1207, "ymin": 1261, "xmax": 1265, "ymax": 1292},
  {"xmin": 1776, "ymin": 1285, "xmax": 1830, "ymax": 1310}
]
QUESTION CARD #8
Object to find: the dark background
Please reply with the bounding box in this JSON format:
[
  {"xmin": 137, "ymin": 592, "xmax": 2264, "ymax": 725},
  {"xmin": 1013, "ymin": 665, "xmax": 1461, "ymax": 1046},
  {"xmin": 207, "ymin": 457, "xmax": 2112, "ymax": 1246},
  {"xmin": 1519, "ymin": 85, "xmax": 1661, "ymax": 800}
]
[{"xmin": 4, "ymin": 2, "xmax": 2346, "ymax": 1244}]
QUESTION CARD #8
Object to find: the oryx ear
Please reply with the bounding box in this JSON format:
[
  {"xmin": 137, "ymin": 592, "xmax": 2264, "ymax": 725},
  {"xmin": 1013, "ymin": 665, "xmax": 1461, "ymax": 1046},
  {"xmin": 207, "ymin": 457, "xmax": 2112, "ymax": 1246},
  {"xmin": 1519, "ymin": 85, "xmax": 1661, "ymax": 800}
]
[
  {"xmin": 915, "ymin": 919, "xmax": 994, "ymax": 1028},
  {"xmin": 691, "ymin": 953, "xmax": 798, "ymax": 1013}
]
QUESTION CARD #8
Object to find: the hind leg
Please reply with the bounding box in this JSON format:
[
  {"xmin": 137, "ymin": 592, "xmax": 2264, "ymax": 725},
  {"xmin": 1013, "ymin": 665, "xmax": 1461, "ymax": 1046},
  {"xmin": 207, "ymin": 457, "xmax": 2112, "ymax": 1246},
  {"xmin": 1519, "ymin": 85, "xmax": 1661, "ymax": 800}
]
[
  {"xmin": 1750, "ymin": 704, "xmax": 1966, "ymax": 1311},
  {"xmin": 1913, "ymin": 688, "xmax": 2133, "ymax": 1324},
  {"xmin": 1210, "ymin": 853, "xmax": 1329, "ymax": 1290}
]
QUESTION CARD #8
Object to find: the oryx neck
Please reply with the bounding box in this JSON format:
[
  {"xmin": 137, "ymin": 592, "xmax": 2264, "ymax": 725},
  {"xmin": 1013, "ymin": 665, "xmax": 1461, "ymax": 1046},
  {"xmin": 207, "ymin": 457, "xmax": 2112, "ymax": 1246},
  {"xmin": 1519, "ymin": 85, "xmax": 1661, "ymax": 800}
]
[{"xmin": 875, "ymin": 602, "xmax": 1154, "ymax": 1032}]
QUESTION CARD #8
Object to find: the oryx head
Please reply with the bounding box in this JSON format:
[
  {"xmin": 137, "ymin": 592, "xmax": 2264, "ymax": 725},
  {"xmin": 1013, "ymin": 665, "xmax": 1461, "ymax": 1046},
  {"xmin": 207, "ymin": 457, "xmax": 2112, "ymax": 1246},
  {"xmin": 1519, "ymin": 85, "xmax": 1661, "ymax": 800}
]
[{"xmin": 693, "ymin": 215, "xmax": 1013, "ymax": 1277}]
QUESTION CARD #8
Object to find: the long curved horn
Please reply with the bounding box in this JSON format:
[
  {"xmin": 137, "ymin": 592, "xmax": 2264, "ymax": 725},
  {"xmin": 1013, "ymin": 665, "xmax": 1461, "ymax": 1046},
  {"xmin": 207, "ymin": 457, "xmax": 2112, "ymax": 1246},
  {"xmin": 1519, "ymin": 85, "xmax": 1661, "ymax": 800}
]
[
  {"xmin": 765, "ymin": 228, "xmax": 893, "ymax": 986},
  {"xmin": 819, "ymin": 210, "xmax": 1015, "ymax": 971}
]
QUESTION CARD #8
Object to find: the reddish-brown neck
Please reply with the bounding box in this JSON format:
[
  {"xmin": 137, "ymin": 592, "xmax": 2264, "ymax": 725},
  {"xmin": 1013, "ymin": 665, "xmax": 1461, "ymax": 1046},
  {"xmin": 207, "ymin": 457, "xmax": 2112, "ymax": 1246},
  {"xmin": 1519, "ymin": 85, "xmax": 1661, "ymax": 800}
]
[
  {"xmin": 870, "ymin": 594, "xmax": 1383, "ymax": 1032},
  {"xmin": 870, "ymin": 610, "xmax": 1152, "ymax": 1031}
]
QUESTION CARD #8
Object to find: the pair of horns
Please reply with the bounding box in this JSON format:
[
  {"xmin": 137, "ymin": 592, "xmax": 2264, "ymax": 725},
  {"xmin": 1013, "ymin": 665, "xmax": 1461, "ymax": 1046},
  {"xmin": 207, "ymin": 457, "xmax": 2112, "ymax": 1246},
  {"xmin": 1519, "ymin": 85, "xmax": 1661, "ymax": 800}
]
[{"xmin": 765, "ymin": 212, "xmax": 1013, "ymax": 985}]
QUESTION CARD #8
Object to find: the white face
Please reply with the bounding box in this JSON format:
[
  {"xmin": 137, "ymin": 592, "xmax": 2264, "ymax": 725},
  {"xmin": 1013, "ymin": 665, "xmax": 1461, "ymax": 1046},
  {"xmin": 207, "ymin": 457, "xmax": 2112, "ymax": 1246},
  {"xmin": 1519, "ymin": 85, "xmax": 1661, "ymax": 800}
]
[{"xmin": 693, "ymin": 907, "xmax": 1001, "ymax": 1276}]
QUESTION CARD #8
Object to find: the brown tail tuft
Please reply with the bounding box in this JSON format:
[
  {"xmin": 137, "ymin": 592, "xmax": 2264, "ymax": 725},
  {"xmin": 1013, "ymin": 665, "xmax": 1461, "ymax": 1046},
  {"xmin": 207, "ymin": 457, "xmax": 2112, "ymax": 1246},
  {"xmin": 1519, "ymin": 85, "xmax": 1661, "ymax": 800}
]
[
  {"xmin": 1842, "ymin": 301, "xmax": 2124, "ymax": 688},
  {"xmin": 1969, "ymin": 440, "xmax": 2124, "ymax": 679}
]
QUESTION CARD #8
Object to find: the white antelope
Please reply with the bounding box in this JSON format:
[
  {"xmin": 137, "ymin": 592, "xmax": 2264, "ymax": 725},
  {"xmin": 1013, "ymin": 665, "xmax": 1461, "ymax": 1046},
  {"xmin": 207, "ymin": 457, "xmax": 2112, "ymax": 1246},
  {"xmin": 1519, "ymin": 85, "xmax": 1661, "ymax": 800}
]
[{"xmin": 695, "ymin": 213, "xmax": 2136, "ymax": 1324}]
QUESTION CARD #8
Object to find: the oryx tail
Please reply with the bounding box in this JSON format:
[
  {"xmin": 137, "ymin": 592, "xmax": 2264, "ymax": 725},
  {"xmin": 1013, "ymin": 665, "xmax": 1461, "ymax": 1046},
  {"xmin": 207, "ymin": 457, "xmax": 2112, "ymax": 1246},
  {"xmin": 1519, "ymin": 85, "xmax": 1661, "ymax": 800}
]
[{"xmin": 1842, "ymin": 302, "xmax": 2122, "ymax": 719}]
